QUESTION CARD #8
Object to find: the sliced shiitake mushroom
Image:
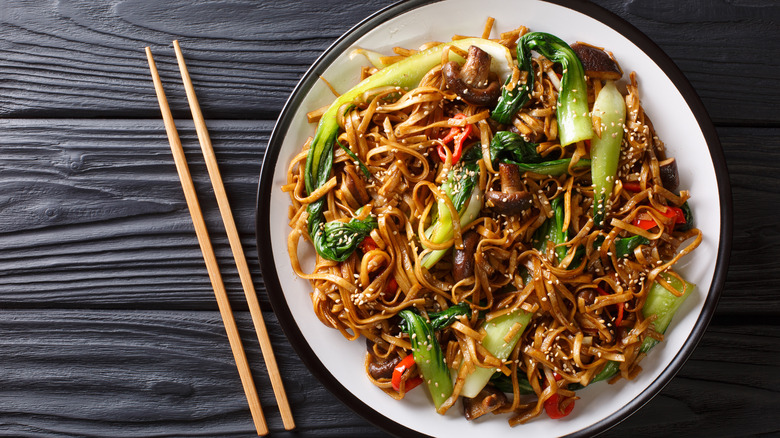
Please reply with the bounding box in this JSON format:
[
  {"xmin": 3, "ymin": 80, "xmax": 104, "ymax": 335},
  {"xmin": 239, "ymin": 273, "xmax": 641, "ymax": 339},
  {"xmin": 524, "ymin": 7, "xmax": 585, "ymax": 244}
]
[
  {"xmin": 485, "ymin": 163, "xmax": 534, "ymax": 215},
  {"xmin": 452, "ymin": 230, "xmax": 481, "ymax": 281},
  {"xmin": 659, "ymin": 157, "xmax": 679, "ymax": 192},
  {"xmin": 463, "ymin": 386, "xmax": 509, "ymax": 420},
  {"xmin": 571, "ymin": 42, "xmax": 622, "ymax": 81},
  {"xmin": 367, "ymin": 355, "xmax": 402, "ymax": 380},
  {"xmin": 443, "ymin": 45, "xmax": 501, "ymax": 107}
]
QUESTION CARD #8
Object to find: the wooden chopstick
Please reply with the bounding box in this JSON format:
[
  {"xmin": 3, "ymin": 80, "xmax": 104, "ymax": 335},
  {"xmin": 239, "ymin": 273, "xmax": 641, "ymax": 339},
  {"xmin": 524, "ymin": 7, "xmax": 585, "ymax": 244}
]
[
  {"xmin": 145, "ymin": 47, "xmax": 269, "ymax": 436},
  {"xmin": 172, "ymin": 40, "xmax": 295, "ymax": 430}
]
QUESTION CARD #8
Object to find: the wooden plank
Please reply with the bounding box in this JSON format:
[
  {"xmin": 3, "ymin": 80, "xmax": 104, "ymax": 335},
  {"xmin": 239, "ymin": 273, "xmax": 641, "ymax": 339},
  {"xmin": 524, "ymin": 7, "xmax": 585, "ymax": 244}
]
[
  {"xmin": 0, "ymin": 0, "xmax": 396, "ymax": 120},
  {"xmin": 1, "ymin": 119, "xmax": 777, "ymax": 315},
  {"xmin": 596, "ymin": 0, "xmax": 780, "ymax": 126},
  {"xmin": 0, "ymin": 309, "xmax": 388, "ymax": 437},
  {"xmin": 0, "ymin": 309, "xmax": 774, "ymax": 437},
  {"xmin": 0, "ymin": 0, "xmax": 777, "ymax": 124},
  {"xmin": 718, "ymin": 127, "xmax": 780, "ymax": 316},
  {"xmin": 0, "ymin": 118, "xmax": 267, "ymax": 309}
]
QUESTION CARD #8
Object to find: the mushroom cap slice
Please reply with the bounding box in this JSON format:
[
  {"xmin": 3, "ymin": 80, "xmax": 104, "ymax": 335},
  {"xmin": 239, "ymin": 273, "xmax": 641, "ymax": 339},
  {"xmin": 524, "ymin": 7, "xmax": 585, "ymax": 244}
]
[
  {"xmin": 485, "ymin": 162, "xmax": 534, "ymax": 215},
  {"xmin": 442, "ymin": 45, "xmax": 502, "ymax": 106},
  {"xmin": 452, "ymin": 230, "xmax": 481, "ymax": 282},
  {"xmin": 463, "ymin": 386, "xmax": 509, "ymax": 420},
  {"xmin": 571, "ymin": 42, "xmax": 622, "ymax": 81},
  {"xmin": 485, "ymin": 190, "xmax": 533, "ymax": 215}
]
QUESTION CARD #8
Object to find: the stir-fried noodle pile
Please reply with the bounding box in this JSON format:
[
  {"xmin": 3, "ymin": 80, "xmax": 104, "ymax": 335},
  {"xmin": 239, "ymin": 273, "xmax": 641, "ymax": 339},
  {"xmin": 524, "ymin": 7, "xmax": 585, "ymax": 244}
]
[{"xmin": 283, "ymin": 21, "xmax": 701, "ymax": 424}]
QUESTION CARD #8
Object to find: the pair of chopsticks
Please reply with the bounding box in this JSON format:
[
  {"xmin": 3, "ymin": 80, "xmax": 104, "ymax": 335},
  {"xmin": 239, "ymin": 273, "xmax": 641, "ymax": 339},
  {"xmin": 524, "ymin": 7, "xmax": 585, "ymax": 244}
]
[{"xmin": 145, "ymin": 41, "xmax": 294, "ymax": 436}]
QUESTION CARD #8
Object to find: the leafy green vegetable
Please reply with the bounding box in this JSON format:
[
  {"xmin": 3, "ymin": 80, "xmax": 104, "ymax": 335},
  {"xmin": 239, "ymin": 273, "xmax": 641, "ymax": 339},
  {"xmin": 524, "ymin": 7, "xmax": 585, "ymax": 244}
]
[
  {"xmin": 398, "ymin": 302, "xmax": 472, "ymax": 333},
  {"xmin": 536, "ymin": 200, "xmax": 645, "ymax": 273},
  {"xmin": 428, "ymin": 302, "xmax": 471, "ymax": 331},
  {"xmin": 590, "ymin": 235, "xmax": 650, "ymax": 260},
  {"xmin": 677, "ymin": 201, "xmax": 694, "ymax": 232},
  {"xmin": 459, "ymin": 142, "xmax": 483, "ymax": 164},
  {"xmin": 585, "ymin": 361, "xmax": 620, "ymax": 386},
  {"xmin": 311, "ymin": 215, "xmax": 378, "ymax": 262},
  {"xmin": 492, "ymin": 32, "xmax": 592, "ymax": 146},
  {"xmin": 526, "ymin": 196, "xmax": 570, "ymax": 271},
  {"xmin": 549, "ymin": 197, "xmax": 569, "ymax": 264},
  {"xmin": 489, "ymin": 372, "xmax": 535, "ymax": 394},
  {"xmin": 481, "ymin": 132, "xmax": 589, "ymax": 177},
  {"xmin": 515, "ymin": 158, "xmax": 591, "ymax": 176},
  {"xmin": 613, "ymin": 235, "xmax": 650, "ymax": 258},
  {"xmin": 448, "ymin": 162, "xmax": 480, "ymax": 214},
  {"xmin": 491, "ymin": 48, "xmax": 533, "ymax": 124},
  {"xmin": 530, "ymin": 215, "xmax": 552, "ymax": 252},
  {"xmin": 639, "ymin": 273, "xmax": 696, "ymax": 352},
  {"xmin": 488, "ymin": 131, "xmax": 543, "ymax": 166},
  {"xmin": 398, "ymin": 310, "xmax": 453, "ymax": 411}
]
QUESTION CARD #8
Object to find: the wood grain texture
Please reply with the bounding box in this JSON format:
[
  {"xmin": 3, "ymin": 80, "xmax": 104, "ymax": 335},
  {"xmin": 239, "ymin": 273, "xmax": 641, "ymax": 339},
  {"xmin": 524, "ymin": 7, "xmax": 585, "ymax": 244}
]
[
  {"xmin": 0, "ymin": 0, "xmax": 397, "ymax": 120},
  {"xmin": 0, "ymin": 118, "xmax": 267, "ymax": 309},
  {"xmin": 718, "ymin": 127, "xmax": 780, "ymax": 316},
  {"xmin": 0, "ymin": 309, "xmax": 387, "ymax": 437},
  {"xmin": 1, "ymin": 0, "xmax": 778, "ymax": 124},
  {"xmin": 597, "ymin": 0, "xmax": 780, "ymax": 126},
  {"xmin": 0, "ymin": 0, "xmax": 778, "ymax": 437}
]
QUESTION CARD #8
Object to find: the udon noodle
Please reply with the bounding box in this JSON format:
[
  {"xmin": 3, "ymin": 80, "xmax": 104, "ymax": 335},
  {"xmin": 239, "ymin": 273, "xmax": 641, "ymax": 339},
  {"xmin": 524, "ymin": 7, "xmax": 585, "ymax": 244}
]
[{"xmin": 283, "ymin": 21, "xmax": 701, "ymax": 424}]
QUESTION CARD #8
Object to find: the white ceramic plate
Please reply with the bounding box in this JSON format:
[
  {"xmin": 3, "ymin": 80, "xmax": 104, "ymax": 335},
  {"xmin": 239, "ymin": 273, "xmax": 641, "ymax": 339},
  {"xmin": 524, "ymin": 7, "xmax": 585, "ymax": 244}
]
[{"xmin": 257, "ymin": 1, "xmax": 731, "ymax": 436}]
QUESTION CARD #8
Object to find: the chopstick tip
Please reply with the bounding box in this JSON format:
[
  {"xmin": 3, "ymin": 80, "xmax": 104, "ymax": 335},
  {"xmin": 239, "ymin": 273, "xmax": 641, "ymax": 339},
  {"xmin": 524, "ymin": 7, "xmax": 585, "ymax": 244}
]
[{"xmin": 144, "ymin": 47, "xmax": 155, "ymax": 64}]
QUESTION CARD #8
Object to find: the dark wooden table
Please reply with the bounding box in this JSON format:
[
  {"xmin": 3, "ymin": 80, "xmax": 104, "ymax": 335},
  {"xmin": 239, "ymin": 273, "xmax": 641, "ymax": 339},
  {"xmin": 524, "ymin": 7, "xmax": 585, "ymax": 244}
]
[{"xmin": 1, "ymin": 0, "xmax": 778, "ymax": 436}]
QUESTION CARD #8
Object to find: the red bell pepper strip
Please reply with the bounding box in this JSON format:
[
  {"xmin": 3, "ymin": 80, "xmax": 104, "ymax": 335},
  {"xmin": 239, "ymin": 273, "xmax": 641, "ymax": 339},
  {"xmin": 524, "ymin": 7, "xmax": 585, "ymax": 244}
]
[
  {"xmin": 632, "ymin": 206, "xmax": 686, "ymax": 231},
  {"xmin": 615, "ymin": 302, "xmax": 624, "ymax": 327},
  {"xmin": 386, "ymin": 277, "xmax": 398, "ymax": 294},
  {"xmin": 439, "ymin": 123, "xmax": 461, "ymax": 144},
  {"xmin": 381, "ymin": 277, "xmax": 398, "ymax": 300},
  {"xmin": 403, "ymin": 376, "xmax": 423, "ymax": 392},
  {"xmin": 659, "ymin": 206, "xmax": 686, "ymax": 225},
  {"xmin": 545, "ymin": 393, "xmax": 575, "ymax": 419},
  {"xmin": 544, "ymin": 373, "xmax": 575, "ymax": 419},
  {"xmin": 632, "ymin": 216, "xmax": 657, "ymax": 230},
  {"xmin": 359, "ymin": 236, "xmax": 379, "ymax": 253},
  {"xmin": 622, "ymin": 181, "xmax": 643, "ymax": 192},
  {"xmin": 391, "ymin": 354, "xmax": 422, "ymax": 392},
  {"xmin": 436, "ymin": 113, "xmax": 472, "ymax": 165}
]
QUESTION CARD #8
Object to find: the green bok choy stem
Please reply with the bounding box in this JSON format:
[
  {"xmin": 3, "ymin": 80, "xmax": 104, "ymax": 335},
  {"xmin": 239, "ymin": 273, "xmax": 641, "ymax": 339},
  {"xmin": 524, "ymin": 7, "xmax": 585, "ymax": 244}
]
[
  {"xmin": 460, "ymin": 310, "xmax": 532, "ymax": 398},
  {"xmin": 398, "ymin": 310, "xmax": 454, "ymax": 412},
  {"xmin": 590, "ymin": 80, "xmax": 627, "ymax": 227}
]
